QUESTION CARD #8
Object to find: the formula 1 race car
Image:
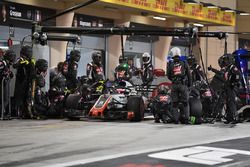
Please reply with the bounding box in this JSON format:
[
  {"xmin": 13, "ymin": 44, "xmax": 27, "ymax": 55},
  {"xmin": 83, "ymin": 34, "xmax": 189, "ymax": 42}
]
[
  {"xmin": 64, "ymin": 80, "xmax": 106, "ymax": 120},
  {"xmin": 88, "ymin": 80, "xmax": 145, "ymax": 122}
]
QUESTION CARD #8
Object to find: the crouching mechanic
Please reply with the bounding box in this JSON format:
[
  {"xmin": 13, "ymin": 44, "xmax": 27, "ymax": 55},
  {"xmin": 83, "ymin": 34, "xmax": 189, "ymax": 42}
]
[
  {"xmin": 167, "ymin": 55, "xmax": 192, "ymax": 124},
  {"xmin": 66, "ymin": 50, "xmax": 81, "ymax": 92},
  {"xmin": 151, "ymin": 85, "xmax": 172, "ymax": 123},
  {"xmin": 34, "ymin": 59, "xmax": 50, "ymax": 119}
]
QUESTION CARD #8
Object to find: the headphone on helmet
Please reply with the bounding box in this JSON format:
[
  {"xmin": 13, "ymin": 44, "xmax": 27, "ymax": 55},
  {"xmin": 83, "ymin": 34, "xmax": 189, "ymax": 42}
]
[
  {"xmin": 187, "ymin": 55, "xmax": 196, "ymax": 65},
  {"xmin": 70, "ymin": 50, "xmax": 81, "ymax": 62},
  {"xmin": 92, "ymin": 51, "xmax": 102, "ymax": 64},
  {"xmin": 20, "ymin": 45, "xmax": 32, "ymax": 60},
  {"xmin": 35, "ymin": 59, "xmax": 48, "ymax": 74},
  {"xmin": 221, "ymin": 54, "xmax": 234, "ymax": 66},
  {"xmin": 4, "ymin": 49, "xmax": 16, "ymax": 64}
]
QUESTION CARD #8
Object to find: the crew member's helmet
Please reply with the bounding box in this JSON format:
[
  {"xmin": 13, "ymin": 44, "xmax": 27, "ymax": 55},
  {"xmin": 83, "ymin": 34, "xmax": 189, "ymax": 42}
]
[
  {"xmin": 92, "ymin": 51, "xmax": 102, "ymax": 65},
  {"xmin": 142, "ymin": 52, "xmax": 151, "ymax": 64},
  {"xmin": 172, "ymin": 54, "xmax": 180, "ymax": 63},
  {"xmin": 35, "ymin": 59, "xmax": 48, "ymax": 74},
  {"xmin": 187, "ymin": 55, "xmax": 196, "ymax": 66},
  {"xmin": 70, "ymin": 50, "xmax": 81, "ymax": 62},
  {"xmin": 4, "ymin": 49, "xmax": 16, "ymax": 65},
  {"xmin": 221, "ymin": 53, "xmax": 234, "ymax": 66},
  {"xmin": 20, "ymin": 45, "xmax": 32, "ymax": 60}
]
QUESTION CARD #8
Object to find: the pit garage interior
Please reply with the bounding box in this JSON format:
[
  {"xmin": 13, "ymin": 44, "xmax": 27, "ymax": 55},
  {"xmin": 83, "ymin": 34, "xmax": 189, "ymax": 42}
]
[{"xmin": 1, "ymin": 0, "xmax": 250, "ymax": 167}]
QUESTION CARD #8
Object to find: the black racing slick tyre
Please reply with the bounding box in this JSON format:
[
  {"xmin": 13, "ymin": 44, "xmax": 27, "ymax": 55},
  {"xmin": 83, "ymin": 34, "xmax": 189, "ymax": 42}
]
[
  {"xmin": 127, "ymin": 96, "xmax": 145, "ymax": 122},
  {"xmin": 189, "ymin": 98, "xmax": 203, "ymax": 118},
  {"xmin": 65, "ymin": 94, "xmax": 81, "ymax": 109}
]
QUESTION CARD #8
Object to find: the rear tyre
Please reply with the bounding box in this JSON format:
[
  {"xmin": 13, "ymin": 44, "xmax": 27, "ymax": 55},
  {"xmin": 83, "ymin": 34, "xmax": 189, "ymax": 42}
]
[
  {"xmin": 127, "ymin": 96, "xmax": 145, "ymax": 122},
  {"xmin": 189, "ymin": 97, "xmax": 203, "ymax": 123}
]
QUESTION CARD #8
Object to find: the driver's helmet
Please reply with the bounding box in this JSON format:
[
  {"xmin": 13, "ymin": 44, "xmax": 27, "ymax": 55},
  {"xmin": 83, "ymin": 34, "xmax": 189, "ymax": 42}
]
[
  {"xmin": 158, "ymin": 85, "xmax": 168, "ymax": 94},
  {"xmin": 117, "ymin": 64, "xmax": 128, "ymax": 72}
]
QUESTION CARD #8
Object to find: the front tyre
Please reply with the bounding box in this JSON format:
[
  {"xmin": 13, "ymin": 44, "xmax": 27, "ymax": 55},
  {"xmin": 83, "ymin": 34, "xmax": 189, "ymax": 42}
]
[{"xmin": 127, "ymin": 96, "xmax": 145, "ymax": 122}]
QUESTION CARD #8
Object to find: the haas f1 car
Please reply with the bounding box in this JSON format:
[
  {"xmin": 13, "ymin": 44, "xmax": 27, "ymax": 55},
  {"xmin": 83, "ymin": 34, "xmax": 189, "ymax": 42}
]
[{"xmin": 88, "ymin": 80, "xmax": 145, "ymax": 122}]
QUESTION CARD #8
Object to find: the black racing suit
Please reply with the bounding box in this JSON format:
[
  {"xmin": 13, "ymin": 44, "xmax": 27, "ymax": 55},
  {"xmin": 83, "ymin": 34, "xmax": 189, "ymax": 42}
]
[
  {"xmin": 129, "ymin": 65, "xmax": 138, "ymax": 77},
  {"xmin": 142, "ymin": 63, "xmax": 154, "ymax": 86},
  {"xmin": 86, "ymin": 62, "xmax": 105, "ymax": 84},
  {"xmin": 13, "ymin": 57, "xmax": 35, "ymax": 117},
  {"xmin": 49, "ymin": 73, "xmax": 68, "ymax": 117},
  {"xmin": 190, "ymin": 63, "xmax": 205, "ymax": 82},
  {"xmin": 167, "ymin": 61, "xmax": 192, "ymax": 124},
  {"xmin": 152, "ymin": 92, "xmax": 172, "ymax": 123},
  {"xmin": 66, "ymin": 61, "xmax": 78, "ymax": 92},
  {"xmin": 224, "ymin": 64, "xmax": 241, "ymax": 123},
  {"xmin": 34, "ymin": 75, "xmax": 49, "ymax": 117},
  {"xmin": 0, "ymin": 60, "xmax": 13, "ymax": 114}
]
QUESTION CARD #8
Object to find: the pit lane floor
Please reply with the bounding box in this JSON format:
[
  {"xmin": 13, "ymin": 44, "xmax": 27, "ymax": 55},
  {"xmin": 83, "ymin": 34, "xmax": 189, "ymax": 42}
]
[{"xmin": 0, "ymin": 119, "xmax": 250, "ymax": 167}]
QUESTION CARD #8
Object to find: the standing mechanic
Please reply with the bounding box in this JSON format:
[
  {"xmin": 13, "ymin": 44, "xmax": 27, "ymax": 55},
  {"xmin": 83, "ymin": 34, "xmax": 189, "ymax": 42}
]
[
  {"xmin": 0, "ymin": 50, "xmax": 16, "ymax": 116},
  {"xmin": 66, "ymin": 50, "xmax": 81, "ymax": 92},
  {"xmin": 212, "ymin": 54, "xmax": 241, "ymax": 124},
  {"xmin": 167, "ymin": 54, "xmax": 192, "ymax": 124},
  {"xmin": 86, "ymin": 50, "xmax": 105, "ymax": 83},
  {"xmin": 208, "ymin": 54, "xmax": 238, "ymax": 122},
  {"xmin": 0, "ymin": 49, "xmax": 15, "ymax": 79},
  {"xmin": 187, "ymin": 55, "xmax": 205, "ymax": 82},
  {"xmin": 141, "ymin": 52, "xmax": 154, "ymax": 86},
  {"xmin": 114, "ymin": 56, "xmax": 131, "ymax": 81},
  {"xmin": 13, "ymin": 45, "xmax": 35, "ymax": 118}
]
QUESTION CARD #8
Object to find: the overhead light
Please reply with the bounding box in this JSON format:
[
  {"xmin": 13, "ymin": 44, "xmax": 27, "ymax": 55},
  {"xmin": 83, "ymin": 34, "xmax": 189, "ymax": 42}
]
[
  {"xmin": 104, "ymin": 6, "xmax": 118, "ymax": 12},
  {"xmin": 193, "ymin": 23, "xmax": 204, "ymax": 27},
  {"xmin": 183, "ymin": 0, "xmax": 198, "ymax": 4},
  {"xmin": 200, "ymin": 2, "xmax": 218, "ymax": 9},
  {"xmin": 235, "ymin": 10, "xmax": 250, "ymax": 16},
  {"xmin": 220, "ymin": 7, "xmax": 235, "ymax": 12},
  {"xmin": 153, "ymin": 16, "xmax": 166, "ymax": 21},
  {"xmin": 0, "ymin": 46, "xmax": 9, "ymax": 50},
  {"xmin": 240, "ymin": 12, "xmax": 250, "ymax": 16}
]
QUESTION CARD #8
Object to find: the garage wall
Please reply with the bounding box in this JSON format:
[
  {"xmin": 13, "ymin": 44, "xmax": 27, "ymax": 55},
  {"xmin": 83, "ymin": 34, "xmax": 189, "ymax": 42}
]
[
  {"xmin": 0, "ymin": 25, "xmax": 31, "ymax": 41},
  {"xmin": 237, "ymin": 0, "xmax": 250, "ymax": 40},
  {"xmin": 199, "ymin": 0, "xmax": 237, "ymax": 78}
]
